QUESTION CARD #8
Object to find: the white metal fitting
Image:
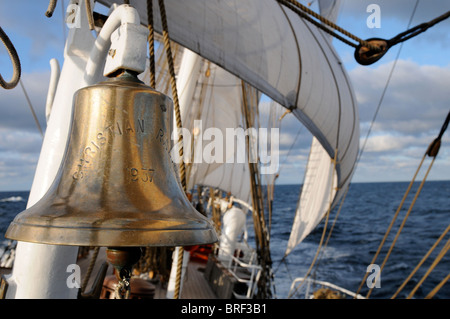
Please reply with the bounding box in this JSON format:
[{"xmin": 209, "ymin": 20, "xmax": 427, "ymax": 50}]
[{"xmin": 104, "ymin": 22, "xmax": 149, "ymax": 77}]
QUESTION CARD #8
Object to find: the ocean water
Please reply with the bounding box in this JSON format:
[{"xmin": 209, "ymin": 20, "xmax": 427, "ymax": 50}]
[
  {"xmin": 269, "ymin": 181, "xmax": 450, "ymax": 299},
  {"xmin": 1, "ymin": 181, "xmax": 449, "ymax": 299}
]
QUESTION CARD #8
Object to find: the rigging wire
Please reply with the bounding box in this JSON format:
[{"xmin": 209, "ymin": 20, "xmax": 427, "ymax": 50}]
[
  {"xmin": 147, "ymin": 0, "xmax": 156, "ymax": 88},
  {"xmin": 60, "ymin": 0, "xmax": 66, "ymax": 44},
  {"xmin": 158, "ymin": 0, "xmax": 187, "ymax": 300},
  {"xmin": 391, "ymin": 223, "xmax": 450, "ymax": 298},
  {"xmin": 278, "ymin": 0, "xmax": 450, "ymax": 65},
  {"xmin": 360, "ymin": 110, "xmax": 450, "ymax": 298},
  {"xmin": 19, "ymin": 79, "xmax": 44, "ymax": 138},
  {"xmin": 278, "ymin": 0, "xmax": 378, "ymax": 50},
  {"xmin": 425, "ymin": 272, "xmax": 450, "ymax": 299},
  {"xmin": 407, "ymin": 237, "xmax": 450, "ymax": 299},
  {"xmin": 354, "ymin": 1, "xmax": 420, "ymax": 296},
  {"xmin": 277, "ymin": 125, "xmax": 303, "ymax": 177},
  {"xmin": 356, "ymin": 0, "xmax": 420, "ymax": 165},
  {"xmin": 287, "ymin": 148, "xmax": 338, "ymax": 298},
  {"xmin": 366, "ymin": 155, "xmax": 437, "ymax": 298}
]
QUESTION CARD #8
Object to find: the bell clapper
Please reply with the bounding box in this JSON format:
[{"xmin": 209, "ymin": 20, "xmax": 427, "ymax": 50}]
[{"xmin": 106, "ymin": 247, "xmax": 142, "ymax": 299}]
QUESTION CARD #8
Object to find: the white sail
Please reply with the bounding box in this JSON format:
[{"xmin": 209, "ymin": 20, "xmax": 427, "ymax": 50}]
[
  {"xmin": 319, "ymin": 0, "xmax": 341, "ymax": 24},
  {"xmin": 286, "ymin": 0, "xmax": 350, "ymax": 255},
  {"xmin": 176, "ymin": 49, "xmax": 253, "ymax": 203},
  {"xmin": 285, "ymin": 137, "xmax": 337, "ymax": 256}
]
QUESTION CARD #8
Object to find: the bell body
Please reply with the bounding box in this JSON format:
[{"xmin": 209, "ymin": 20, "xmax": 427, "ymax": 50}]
[{"xmin": 6, "ymin": 73, "xmax": 217, "ymax": 247}]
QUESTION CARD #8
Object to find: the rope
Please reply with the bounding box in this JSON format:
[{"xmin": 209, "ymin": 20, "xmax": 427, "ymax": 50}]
[
  {"xmin": 388, "ymin": 10, "xmax": 450, "ymax": 47},
  {"xmin": 277, "ymin": 0, "xmax": 379, "ymax": 51},
  {"xmin": 277, "ymin": 126, "xmax": 302, "ymax": 177},
  {"xmin": 158, "ymin": 0, "xmax": 186, "ymax": 191},
  {"xmin": 84, "ymin": 0, "xmax": 95, "ymax": 30},
  {"xmin": 425, "ymin": 272, "xmax": 450, "ymax": 299},
  {"xmin": 354, "ymin": 154, "xmax": 426, "ymax": 296},
  {"xmin": 45, "ymin": 0, "xmax": 58, "ymax": 17},
  {"xmin": 278, "ymin": 0, "xmax": 449, "ymax": 65},
  {"xmin": 19, "ymin": 80, "xmax": 44, "ymax": 137},
  {"xmin": 287, "ymin": 149, "xmax": 338, "ymax": 298},
  {"xmin": 365, "ymin": 156, "xmax": 436, "ymax": 299},
  {"xmin": 407, "ymin": 238, "xmax": 450, "ymax": 299},
  {"xmin": 147, "ymin": 0, "xmax": 156, "ymax": 88},
  {"xmin": 354, "ymin": 4, "xmax": 420, "ymax": 296},
  {"xmin": 357, "ymin": 0, "xmax": 419, "ymax": 165},
  {"xmin": 360, "ymin": 110, "xmax": 450, "ymax": 298},
  {"xmin": 158, "ymin": 0, "xmax": 186, "ymax": 299},
  {"xmin": 80, "ymin": 247, "xmax": 100, "ymax": 293},
  {"xmin": 392, "ymin": 223, "xmax": 450, "ymax": 298},
  {"xmin": 0, "ymin": 27, "xmax": 21, "ymax": 90},
  {"xmin": 313, "ymin": 186, "xmax": 349, "ymax": 275}
]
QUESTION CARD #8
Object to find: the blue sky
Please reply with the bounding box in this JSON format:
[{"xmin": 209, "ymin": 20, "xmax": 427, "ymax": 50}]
[{"xmin": 0, "ymin": 0, "xmax": 449, "ymax": 191}]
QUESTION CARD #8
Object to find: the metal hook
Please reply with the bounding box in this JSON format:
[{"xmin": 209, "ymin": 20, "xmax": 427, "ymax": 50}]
[{"xmin": 0, "ymin": 27, "xmax": 21, "ymax": 90}]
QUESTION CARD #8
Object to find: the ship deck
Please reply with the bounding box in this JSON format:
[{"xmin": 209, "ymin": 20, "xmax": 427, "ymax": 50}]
[{"xmin": 79, "ymin": 247, "xmax": 217, "ymax": 299}]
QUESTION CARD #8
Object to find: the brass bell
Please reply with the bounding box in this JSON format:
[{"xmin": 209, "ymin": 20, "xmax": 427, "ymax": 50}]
[{"xmin": 5, "ymin": 71, "xmax": 217, "ymax": 247}]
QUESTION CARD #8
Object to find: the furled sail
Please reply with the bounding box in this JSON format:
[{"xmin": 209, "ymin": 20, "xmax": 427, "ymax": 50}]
[{"xmin": 98, "ymin": 0, "xmax": 359, "ymax": 247}]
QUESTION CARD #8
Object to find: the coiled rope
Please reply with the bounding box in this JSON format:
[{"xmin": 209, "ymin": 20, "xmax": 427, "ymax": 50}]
[{"xmin": 0, "ymin": 27, "xmax": 21, "ymax": 90}]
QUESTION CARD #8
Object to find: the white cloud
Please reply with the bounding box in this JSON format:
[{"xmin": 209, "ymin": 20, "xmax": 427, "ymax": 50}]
[
  {"xmin": 0, "ymin": 70, "xmax": 47, "ymax": 191},
  {"xmin": 362, "ymin": 133, "xmax": 431, "ymax": 153},
  {"xmin": 351, "ymin": 59, "xmax": 450, "ymax": 136}
]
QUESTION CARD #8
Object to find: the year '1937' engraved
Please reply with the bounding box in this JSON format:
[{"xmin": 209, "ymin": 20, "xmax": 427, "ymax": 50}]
[
  {"xmin": 72, "ymin": 118, "xmax": 146, "ymax": 180},
  {"xmin": 128, "ymin": 168, "xmax": 156, "ymax": 183}
]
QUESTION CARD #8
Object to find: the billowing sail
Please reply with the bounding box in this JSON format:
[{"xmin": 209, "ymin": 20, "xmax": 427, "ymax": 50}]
[
  {"xmin": 285, "ymin": 137, "xmax": 337, "ymax": 256},
  {"xmin": 319, "ymin": 0, "xmax": 341, "ymax": 26},
  {"xmin": 99, "ymin": 0, "xmax": 359, "ymax": 247},
  {"xmin": 176, "ymin": 49, "xmax": 253, "ymax": 204},
  {"xmin": 285, "ymin": 0, "xmax": 351, "ymax": 255}
]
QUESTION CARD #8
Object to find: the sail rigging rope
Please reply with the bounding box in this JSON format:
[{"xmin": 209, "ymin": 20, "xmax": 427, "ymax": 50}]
[
  {"xmin": 80, "ymin": 247, "xmax": 100, "ymax": 293},
  {"xmin": 357, "ymin": 0, "xmax": 420, "ymax": 166},
  {"xmin": 354, "ymin": 2, "xmax": 420, "ymax": 296},
  {"xmin": 391, "ymin": 223, "xmax": 450, "ymax": 298},
  {"xmin": 158, "ymin": 0, "xmax": 186, "ymax": 300},
  {"xmin": 277, "ymin": 0, "xmax": 378, "ymax": 50},
  {"xmin": 389, "ymin": 113, "xmax": 450, "ymax": 297},
  {"xmin": 287, "ymin": 148, "xmax": 338, "ymax": 298},
  {"xmin": 147, "ymin": 0, "xmax": 156, "ymax": 88},
  {"xmin": 0, "ymin": 27, "xmax": 21, "ymax": 90},
  {"xmin": 365, "ymin": 156, "xmax": 437, "ymax": 299},
  {"xmin": 357, "ymin": 110, "xmax": 450, "ymax": 298},
  {"xmin": 277, "ymin": 0, "xmax": 450, "ymax": 65},
  {"xmin": 425, "ymin": 272, "xmax": 450, "ymax": 299},
  {"xmin": 312, "ymin": 185, "xmax": 350, "ymax": 278},
  {"xmin": 407, "ymin": 238, "xmax": 450, "ymax": 299},
  {"xmin": 84, "ymin": 0, "xmax": 95, "ymax": 30},
  {"xmin": 45, "ymin": 0, "xmax": 58, "ymax": 17},
  {"xmin": 19, "ymin": 80, "xmax": 44, "ymax": 138}
]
